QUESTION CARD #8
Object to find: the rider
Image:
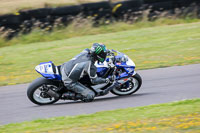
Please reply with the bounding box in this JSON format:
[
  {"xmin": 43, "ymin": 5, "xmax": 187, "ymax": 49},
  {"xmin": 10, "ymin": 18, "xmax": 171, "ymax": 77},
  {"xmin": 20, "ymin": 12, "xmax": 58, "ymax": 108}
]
[{"xmin": 61, "ymin": 43, "xmax": 116, "ymax": 102}]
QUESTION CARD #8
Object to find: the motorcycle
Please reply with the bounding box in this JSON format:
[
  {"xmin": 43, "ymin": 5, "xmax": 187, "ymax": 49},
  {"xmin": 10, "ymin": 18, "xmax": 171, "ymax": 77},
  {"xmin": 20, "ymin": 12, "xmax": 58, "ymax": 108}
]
[{"xmin": 27, "ymin": 49, "xmax": 142, "ymax": 105}]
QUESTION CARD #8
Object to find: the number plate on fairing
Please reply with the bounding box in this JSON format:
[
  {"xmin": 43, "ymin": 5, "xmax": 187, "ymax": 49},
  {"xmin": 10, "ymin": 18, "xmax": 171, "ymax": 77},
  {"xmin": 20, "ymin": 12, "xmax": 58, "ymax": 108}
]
[
  {"xmin": 35, "ymin": 61, "xmax": 61, "ymax": 80},
  {"xmin": 35, "ymin": 62, "xmax": 54, "ymax": 74}
]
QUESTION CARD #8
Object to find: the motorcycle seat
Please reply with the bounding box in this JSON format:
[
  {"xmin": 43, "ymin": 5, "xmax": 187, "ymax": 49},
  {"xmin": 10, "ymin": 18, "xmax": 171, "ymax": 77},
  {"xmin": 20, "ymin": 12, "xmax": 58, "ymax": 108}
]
[
  {"xmin": 51, "ymin": 63, "xmax": 62, "ymax": 76},
  {"xmin": 57, "ymin": 65, "xmax": 62, "ymax": 76}
]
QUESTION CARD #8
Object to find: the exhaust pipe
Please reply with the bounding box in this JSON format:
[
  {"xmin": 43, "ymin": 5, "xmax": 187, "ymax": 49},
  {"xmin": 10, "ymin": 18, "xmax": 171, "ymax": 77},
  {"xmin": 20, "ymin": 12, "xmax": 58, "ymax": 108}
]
[{"xmin": 46, "ymin": 89, "xmax": 60, "ymax": 99}]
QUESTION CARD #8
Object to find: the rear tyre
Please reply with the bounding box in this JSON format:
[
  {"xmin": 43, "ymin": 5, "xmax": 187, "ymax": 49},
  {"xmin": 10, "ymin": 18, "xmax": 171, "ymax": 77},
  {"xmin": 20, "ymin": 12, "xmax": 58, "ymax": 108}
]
[
  {"xmin": 111, "ymin": 73, "xmax": 142, "ymax": 96},
  {"xmin": 27, "ymin": 77, "xmax": 60, "ymax": 105}
]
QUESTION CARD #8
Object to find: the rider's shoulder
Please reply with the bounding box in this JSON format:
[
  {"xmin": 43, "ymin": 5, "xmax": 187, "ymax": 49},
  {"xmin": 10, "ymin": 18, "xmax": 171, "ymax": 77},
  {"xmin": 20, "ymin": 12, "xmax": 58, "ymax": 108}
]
[{"xmin": 82, "ymin": 48, "xmax": 91, "ymax": 54}]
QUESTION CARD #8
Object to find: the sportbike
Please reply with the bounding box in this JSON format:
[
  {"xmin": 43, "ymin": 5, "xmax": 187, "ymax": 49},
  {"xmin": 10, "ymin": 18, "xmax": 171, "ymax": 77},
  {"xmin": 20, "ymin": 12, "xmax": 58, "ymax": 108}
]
[{"xmin": 27, "ymin": 50, "xmax": 142, "ymax": 105}]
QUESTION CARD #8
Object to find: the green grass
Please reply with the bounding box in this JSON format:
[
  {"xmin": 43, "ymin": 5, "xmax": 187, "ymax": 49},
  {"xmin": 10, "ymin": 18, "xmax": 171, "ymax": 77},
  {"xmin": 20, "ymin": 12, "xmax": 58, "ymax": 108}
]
[
  {"xmin": 1, "ymin": 18, "xmax": 200, "ymax": 47},
  {"xmin": 0, "ymin": 99, "xmax": 200, "ymax": 133},
  {"xmin": 0, "ymin": 22, "xmax": 200, "ymax": 86}
]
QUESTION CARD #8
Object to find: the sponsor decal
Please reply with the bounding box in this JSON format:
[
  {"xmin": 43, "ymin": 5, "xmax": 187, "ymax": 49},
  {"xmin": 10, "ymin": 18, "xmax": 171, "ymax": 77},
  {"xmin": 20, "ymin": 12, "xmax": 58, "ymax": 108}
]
[
  {"xmin": 40, "ymin": 66, "xmax": 43, "ymax": 71},
  {"xmin": 44, "ymin": 65, "xmax": 48, "ymax": 73}
]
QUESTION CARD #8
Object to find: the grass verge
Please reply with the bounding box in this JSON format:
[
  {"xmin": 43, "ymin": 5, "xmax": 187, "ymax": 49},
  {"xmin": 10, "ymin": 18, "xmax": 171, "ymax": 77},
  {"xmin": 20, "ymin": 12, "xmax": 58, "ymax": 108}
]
[
  {"xmin": 0, "ymin": 98, "xmax": 200, "ymax": 133},
  {"xmin": 1, "ymin": 18, "xmax": 200, "ymax": 47},
  {"xmin": 0, "ymin": 22, "xmax": 200, "ymax": 86}
]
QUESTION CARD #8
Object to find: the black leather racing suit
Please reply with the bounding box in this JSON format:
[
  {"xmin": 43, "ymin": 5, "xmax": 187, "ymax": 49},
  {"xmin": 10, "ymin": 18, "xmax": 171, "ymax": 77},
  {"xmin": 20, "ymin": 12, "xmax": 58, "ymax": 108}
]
[{"xmin": 61, "ymin": 49, "xmax": 107, "ymax": 101}]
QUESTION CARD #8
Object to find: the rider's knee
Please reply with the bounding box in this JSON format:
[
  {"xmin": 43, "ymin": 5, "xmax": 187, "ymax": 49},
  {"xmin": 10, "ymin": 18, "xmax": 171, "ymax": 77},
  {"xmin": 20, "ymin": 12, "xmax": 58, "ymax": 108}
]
[
  {"xmin": 83, "ymin": 90, "xmax": 95, "ymax": 102},
  {"xmin": 87, "ymin": 91, "xmax": 95, "ymax": 99}
]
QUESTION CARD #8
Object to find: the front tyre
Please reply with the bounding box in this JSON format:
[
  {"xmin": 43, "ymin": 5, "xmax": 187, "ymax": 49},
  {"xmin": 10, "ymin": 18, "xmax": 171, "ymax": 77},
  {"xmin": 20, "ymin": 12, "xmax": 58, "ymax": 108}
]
[
  {"xmin": 111, "ymin": 73, "xmax": 142, "ymax": 96},
  {"xmin": 27, "ymin": 77, "xmax": 60, "ymax": 105}
]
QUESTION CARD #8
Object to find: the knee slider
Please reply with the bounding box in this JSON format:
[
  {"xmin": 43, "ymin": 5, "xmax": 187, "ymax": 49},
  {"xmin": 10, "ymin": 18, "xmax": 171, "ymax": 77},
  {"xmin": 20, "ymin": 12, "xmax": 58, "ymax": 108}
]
[{"xmin": 84, "ymin": 90, "xmax": 95, "ymax": 100}]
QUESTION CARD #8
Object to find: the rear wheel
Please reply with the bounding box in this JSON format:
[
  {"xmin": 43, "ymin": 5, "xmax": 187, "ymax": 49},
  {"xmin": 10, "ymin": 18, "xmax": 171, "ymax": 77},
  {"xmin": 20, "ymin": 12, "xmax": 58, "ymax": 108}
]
[
  {"xmin": 111, "ymin": 73, "xmax": 142, "ymax": 96},
  {"xmin": 27, "ymin": 77, "xmax": 60, "ymax": 105}
]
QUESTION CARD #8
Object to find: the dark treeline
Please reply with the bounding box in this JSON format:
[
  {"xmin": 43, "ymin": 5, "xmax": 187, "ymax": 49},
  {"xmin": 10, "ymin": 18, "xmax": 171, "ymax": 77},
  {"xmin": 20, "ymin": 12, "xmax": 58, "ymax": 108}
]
[{"xmin": 0, "ymin": 0, "xmax": 200, "ymax": 38}]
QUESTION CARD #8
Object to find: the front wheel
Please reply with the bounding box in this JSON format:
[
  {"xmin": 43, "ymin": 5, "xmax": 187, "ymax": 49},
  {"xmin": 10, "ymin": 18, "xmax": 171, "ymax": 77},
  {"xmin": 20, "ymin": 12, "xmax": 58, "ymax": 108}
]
[
  {"xmin": 27, "ymin": 77, "xmax": 60, "ymax": 105},
  {"xmin": 111, "ymin": 73, "xmax": 142, "ymax": 96}
]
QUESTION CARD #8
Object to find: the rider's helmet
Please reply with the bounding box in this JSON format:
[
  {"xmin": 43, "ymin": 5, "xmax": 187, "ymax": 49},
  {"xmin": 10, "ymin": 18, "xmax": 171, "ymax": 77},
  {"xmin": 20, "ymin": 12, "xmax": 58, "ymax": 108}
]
[{"xmin": 91, "ymin": 43, "xmax": 107, "ymax": 63}]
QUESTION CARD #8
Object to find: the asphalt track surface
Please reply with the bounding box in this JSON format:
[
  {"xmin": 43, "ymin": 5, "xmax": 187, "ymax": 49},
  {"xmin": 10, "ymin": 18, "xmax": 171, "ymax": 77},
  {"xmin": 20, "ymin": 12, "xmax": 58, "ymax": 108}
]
[{"xmin": 0, "ymin": 64, "xmax": 200, "ymax": 125}]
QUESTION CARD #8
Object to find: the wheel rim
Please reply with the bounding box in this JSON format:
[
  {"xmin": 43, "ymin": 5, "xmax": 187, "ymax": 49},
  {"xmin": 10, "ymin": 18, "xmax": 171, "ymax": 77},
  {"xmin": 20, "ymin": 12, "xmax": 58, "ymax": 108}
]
[
  {"xmin": 33, "ymin": 85, "xmax": 57, "ymax": 104},
  {"xmin": 113, "ymin": 77, "xmax": 139, "ymax": 95}
]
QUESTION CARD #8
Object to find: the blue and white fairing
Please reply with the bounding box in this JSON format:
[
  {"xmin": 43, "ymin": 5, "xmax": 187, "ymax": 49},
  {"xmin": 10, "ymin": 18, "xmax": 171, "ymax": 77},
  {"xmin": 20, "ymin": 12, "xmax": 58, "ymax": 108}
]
[
  {"xmin": 35, "ymin": 61, "xmax": 61, "ymax": 80},
  {"xmin": 95, "ymin": 51, "xmax": 136, "ymax": 79},
  {"xmin": 95, "ymin": 61, "xmax": 109, "ymax": 77},
  {"xmin": 115, "ymin": 53, "xmax": 136, "ymax": 79}
]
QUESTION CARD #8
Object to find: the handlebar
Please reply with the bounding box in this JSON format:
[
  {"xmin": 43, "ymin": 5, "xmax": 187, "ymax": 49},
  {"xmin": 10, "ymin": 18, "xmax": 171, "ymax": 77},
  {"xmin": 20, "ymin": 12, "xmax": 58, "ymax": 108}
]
[{"xmin": 107, "ymin": 49, "xmax": 114, "ymax": 56}]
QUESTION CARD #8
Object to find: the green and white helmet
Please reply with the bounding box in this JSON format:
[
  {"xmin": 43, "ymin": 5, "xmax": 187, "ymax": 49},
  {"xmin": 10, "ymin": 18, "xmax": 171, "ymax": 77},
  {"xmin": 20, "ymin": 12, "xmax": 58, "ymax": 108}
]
[{"xmin": 91, "ymin": 43, "xmax": 107, "ymax": 63}]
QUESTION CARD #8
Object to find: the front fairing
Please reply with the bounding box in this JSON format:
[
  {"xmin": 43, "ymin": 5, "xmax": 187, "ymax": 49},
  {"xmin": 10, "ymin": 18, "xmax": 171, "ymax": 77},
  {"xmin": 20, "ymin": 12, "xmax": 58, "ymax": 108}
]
[
  {"xmin": 113, "ymin": 51, "xmax": 136, "ymax": 79},
  {"xmin": 115, "ymin": 62, "xmax": 135, "ymax": 79},
  {"xmin": 95, "ymin": 61, "xmax": 109, "ymax": 77},
  {"xmin": 95, "ymin": 50, "xmax": 136, "ymax": 79}
]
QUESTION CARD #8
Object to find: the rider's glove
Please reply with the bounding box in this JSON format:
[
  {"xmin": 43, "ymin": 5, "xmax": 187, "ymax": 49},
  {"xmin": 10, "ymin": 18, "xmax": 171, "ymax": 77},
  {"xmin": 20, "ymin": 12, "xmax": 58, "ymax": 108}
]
[
  {"xmin": 106, "ymin": 78, "xmax": 110, "ymax": 83},
  {"xmin": 106, "ymin": 75, "xmax": 115, "ymax": 83}
]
